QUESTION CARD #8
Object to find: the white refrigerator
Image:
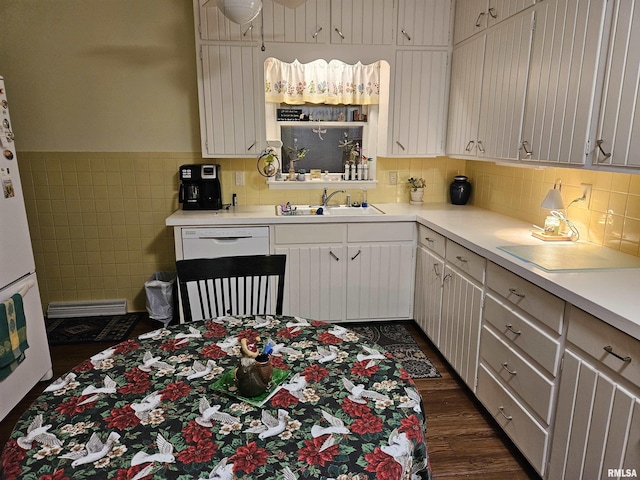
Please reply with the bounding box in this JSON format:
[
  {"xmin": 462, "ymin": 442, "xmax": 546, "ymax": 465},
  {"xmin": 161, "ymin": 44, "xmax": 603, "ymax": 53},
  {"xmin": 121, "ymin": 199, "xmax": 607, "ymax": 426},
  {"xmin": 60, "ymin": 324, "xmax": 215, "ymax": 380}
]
[{"xmin": 0, "ymin": 76, "xmax": 53, "ymax": 421}]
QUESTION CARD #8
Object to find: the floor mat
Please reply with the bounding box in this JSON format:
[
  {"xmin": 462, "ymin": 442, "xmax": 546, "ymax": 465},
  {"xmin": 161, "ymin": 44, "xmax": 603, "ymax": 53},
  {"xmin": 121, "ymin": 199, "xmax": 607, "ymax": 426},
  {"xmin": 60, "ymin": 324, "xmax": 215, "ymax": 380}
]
[
  {"xmin": 343, "ymin": 321, "xmax": 441, "ymax": 379},
  {"xmin": 45, "ymin": 313, "xmax": 144, "ymax": 345}
]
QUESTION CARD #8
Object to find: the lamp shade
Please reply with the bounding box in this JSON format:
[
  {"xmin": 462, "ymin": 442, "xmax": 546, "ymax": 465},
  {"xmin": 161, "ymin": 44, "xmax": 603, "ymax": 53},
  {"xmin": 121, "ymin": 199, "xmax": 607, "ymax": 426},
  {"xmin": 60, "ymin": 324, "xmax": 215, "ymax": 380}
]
[
  {"xmin": 217, "ymin": 0, "xmax": 262, "ymax": 24},
  {"xmin": 541, "ymin": 187, "xmax": 565, "ymax": 210}
]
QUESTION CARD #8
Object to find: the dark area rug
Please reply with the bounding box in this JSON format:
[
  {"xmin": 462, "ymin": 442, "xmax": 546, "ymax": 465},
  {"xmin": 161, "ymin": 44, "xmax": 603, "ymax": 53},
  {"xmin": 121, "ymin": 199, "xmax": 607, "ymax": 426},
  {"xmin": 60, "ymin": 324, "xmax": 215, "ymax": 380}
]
[
  {"xmin": 45, "ymin": 313, "xmax": 144, "ymax": 345},
  {"xmin": 342, "ymin": 321, "xmax": 441, "ymax": 379}
]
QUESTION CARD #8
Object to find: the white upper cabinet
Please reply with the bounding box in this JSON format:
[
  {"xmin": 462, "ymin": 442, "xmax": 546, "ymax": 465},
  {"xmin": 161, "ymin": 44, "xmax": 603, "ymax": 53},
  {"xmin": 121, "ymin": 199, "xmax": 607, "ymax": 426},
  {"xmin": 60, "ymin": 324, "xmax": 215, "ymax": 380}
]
[
  {"xmin": 198, "ymin": 1, "xmax": 259, "ymax": 42},
  {"xmin": 486, "ymin": 0, "xmax": 535, "ymax": 28},
  {"xmin": 520, "ymin": 0, "xmax": 607, "ymax": 165},
  {"xmin": 594, "ymin": 0, "xmax": 640, "ymax": 169},
  {"xmin": 391, "ymin": 50, "xmax": 449, "ymax": 156},
  {"xmin": 396, "ymin": 0, "xmax": 452, "ymax": 46},
  {"xmin": 198, "ymin": 45, "xmax": 264, "ymax": 157},
  {"xmin": 453, "ymin": 0, "xmax": 533, "ymax": 45},
  {"xmin": 330, "ymin": 0, "xmax": 395, "ymax": 44},
  {"xmin": 261, "ymin": 0, "xmax": 330, "ymax": 43}
]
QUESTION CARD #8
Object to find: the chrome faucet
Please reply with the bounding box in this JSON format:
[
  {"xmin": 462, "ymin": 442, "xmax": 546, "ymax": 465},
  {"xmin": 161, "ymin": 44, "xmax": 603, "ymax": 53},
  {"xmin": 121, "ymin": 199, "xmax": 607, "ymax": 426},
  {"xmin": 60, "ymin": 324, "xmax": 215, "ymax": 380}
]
[{"xmin": 321, "ymin": 188, "xmax": 346, "ymax": 207}]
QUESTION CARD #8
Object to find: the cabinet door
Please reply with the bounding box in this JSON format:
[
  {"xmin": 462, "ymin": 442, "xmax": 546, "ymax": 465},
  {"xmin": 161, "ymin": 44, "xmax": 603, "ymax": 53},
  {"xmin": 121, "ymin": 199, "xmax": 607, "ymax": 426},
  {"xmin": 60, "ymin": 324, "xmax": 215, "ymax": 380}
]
[
  {"xmin": 520, "ymin": 0, "xmax": 606, "ymax": 165},
  {"xmin": 396, "ymin": 0, "xmax": 452, "ymax": 47},
  {"xmin": 414, "ymin": 245, "xmax": 444, "ymax": 345},
  {"xmin": 274, "ymin": 245, "xmax": 345, "ymax": 321},
  {"xmin": 549, "ymin": 349, "xmax": 640, "ymax": 479},
  {"xmin": 486, "ymin": 0, "xmax": 535, "ymax": 28},
  {"xmin": 199, "ymin": 45, "xmax": 263, "ymax": 157},
  {"xmin": 453, "ymin": 0, "xmax": 489, "ymax": 45},
  {"xmin": 446, "ymin": 35, "xmax": 486, "ymax": 156},
  {"xmin": 197, "ymin": 1, "xmax": 258, "ymax": 42},
  {"xmin": 262, "ymin": 0, "xmax": 329, "ymax": 43},
  {"xmin": 391, "ymin": 50, "xmax": 449, "ymax": 156},
  {"xmin": 595, "ymin": 0, "xmax": 640, "ymax": 168},
  {"xmin": 477, "ymin": 11, "xmax": 533, "ymax": 160},
  {"xmin": 330, "ymin": 0, "xmax": 394, "ymax": 45},
  {"xmin": 440, "ymin": 265, "xmax": 483, "ymax": 389},
  {"xmin": 346, "ymin": 243, "xmax": 413, "ymax": 320}
]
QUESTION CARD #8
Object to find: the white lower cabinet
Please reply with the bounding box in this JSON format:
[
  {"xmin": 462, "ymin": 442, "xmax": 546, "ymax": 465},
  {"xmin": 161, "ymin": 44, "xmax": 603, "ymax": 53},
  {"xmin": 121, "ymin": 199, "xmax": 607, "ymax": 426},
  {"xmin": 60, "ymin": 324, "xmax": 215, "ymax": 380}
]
[
  {"xmin": 414, "ymin": 243, "xmax": 444, "ymax": 346},
  {"xmin": 548, "ymin": 306, "xmax": 640, "ymax": 479},
  {"xmin": 272, "ymin": 222, "xmax": 414, "ymax": 322}
]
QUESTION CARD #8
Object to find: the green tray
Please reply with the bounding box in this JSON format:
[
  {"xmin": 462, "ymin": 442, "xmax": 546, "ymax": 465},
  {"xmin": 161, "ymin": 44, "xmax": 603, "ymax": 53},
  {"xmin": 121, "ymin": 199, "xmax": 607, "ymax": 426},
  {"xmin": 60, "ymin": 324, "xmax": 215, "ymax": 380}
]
[{"xmin": 211, "ymin": 367, "xmax": 290, "ymax": 407}]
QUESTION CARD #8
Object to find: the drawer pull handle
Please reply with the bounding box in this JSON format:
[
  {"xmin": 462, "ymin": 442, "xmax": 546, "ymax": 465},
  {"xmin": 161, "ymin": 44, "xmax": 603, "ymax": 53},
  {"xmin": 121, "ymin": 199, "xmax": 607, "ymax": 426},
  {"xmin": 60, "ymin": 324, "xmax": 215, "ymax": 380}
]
[
  {"xmin": 329, "ymin": 251, "xmax": 340, "ymax": 261},
  {"xmin": 498, "ymin": 406, "xmax": 513, "ymax": 421},
  {"xmin": 465, "ymin": 140, "xmax": 475, "ymax": 152},
  {"xmin": 456, "ymin": 256, "xmax": 468, "ymax": 263},
  {"xmin": 351, "ymin": 250, "xmax": 361, "ymax": 261},
  {"xmin": 433, "ymin": 263, "xmax": 441, "ymax": 278},
  {"xmin": 425, "ymin": 237, "xmax": 434, "ymax": 243},
  {"xmin": 475, "ymin": 11, "xmax": 485, "ymax": 27},
  {"xmin": 603, "ymin": 345, "xmax": 631, "ymax": 363},
  {"xmin": 505, "ymin": 324, "xmax": 522, "ymax": 335},
  {"xmin": 501, "ymin": 362, "xmax": 517, "ymax": 375},
  {"xmin": 508, "ymin": 288, "xmax": 525, "ymax": 298},
  {"xmin": 443, "ymin": 273, "xmax": 452, "ymax": 282}
]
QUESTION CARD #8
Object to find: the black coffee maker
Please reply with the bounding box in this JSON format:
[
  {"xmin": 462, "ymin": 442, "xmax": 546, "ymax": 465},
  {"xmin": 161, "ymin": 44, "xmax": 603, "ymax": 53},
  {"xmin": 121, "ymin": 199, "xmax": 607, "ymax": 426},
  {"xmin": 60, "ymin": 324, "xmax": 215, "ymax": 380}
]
[{"xmin": 179, "ymin": 164, "xmax": 222, "ymax": 210}]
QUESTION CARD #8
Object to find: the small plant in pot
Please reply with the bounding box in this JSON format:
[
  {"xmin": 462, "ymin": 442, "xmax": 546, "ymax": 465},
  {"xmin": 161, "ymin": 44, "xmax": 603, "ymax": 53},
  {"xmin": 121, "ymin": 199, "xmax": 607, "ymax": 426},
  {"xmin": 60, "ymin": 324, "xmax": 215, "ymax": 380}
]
[{"xmin": 408, "ymin": 177, "xmax": 425, "ymax": 204}]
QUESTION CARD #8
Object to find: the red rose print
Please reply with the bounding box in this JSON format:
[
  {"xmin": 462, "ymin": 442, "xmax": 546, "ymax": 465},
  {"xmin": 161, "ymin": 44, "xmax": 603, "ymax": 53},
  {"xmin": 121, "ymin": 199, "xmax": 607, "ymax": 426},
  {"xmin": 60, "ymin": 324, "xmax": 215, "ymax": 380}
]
[
  {"xmin": 269, "ymin": 355, "xmax": 289, "ymax": 370},
  {"xmin": 72, "ymin": 359, "xmax": 93, "ymax": 372},
  {"xmin": 114, "ymin": 339, "xmax": 140, "ymax": 354},
  {"xmin": 365, "ymin": 447, "xmax": 402, "ymax": 480},
  {"xmin": 351, "ymin": 360, "xmax": 379, "ymax": 377},
  {"xmin": 104, "ymin": 405, "xmax": 141, "ymax": 430},
  {"xmin": 302, "ymin": 364, "xmax": 329, "ymax": 382},
  {"xmin": 1, "ymin": 439, "xmax": 25, "ymax": 480},
  {"xmin": 399, "ymin": 414, "xmax": 424, "ymax": 443},
  {"xmin": 269, "ymin": 388, "xmax": 299, "ymax": 408},
  {"xmin": 177, "ymin": 440, "xmax": 218, "ymax": 464},
  {"xmin": 119, "ymin": 368, "xmax": 151, "ymax": 395},
  {"xmin": 399, "ymin": 368, "xmax": 414, "ymax": 383},
  {"xmin": 159, "ymin": 338, "xmax": 185, "ymax": 352},
  {"xmin": 350, "ymin": 412, "xmax": 383, "ymax": 435},
  {"xmin": 237, "ymin": 329, "xmax": 260, "ymax": 343},
  {"xmin": 161, "ymin": 381, "xmax": 191, "ymax": 401},
  {"xmin": 298, "ymin": 435, "xmax": 340, "ymax": 467},
  {"xmin": 200, "ymin": 343, "xmax": 226, "ymax": 359},
  {"xmin": 203, "ymin": 321, "xmax": 227, "ymax": 338},
  {"xmin": 113, "ymin": 465, "xmax": 153, "ymax": 480},
  {"xmin": 182, "ymin": 420, "xmax": 213, "ymax": 444},
  {"xmin": 36, "ymin": 470, "xmax": 71, "ymax": 480},
  {"xmin": 277, "ymin": 327, "xmax": 302, "ymax": 339},
  {"xmin": 311, "ymin": 320, "xmax": 326, "ymax": 327},
  {"xmin": 55, "ymin": 397, "xmax": 93, "ymax": 416},
  {"xmin": 229, "ymin": 442, "xmax": 268, "ymax": 474},
  {"xmin": 341, "ymin": 397, "xmax": 372, "ymax": 418},
  {"xmin": 317, "ymin": 331, "xmax": 343, "ymax": 345}
]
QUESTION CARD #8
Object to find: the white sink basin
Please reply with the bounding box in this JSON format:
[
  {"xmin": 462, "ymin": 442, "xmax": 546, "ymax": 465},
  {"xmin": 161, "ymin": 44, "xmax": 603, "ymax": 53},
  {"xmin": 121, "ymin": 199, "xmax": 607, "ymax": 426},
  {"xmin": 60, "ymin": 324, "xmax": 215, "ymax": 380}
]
[{"xmin": 276, "ymin": 204, "xmax": 384, "ymax": 216}]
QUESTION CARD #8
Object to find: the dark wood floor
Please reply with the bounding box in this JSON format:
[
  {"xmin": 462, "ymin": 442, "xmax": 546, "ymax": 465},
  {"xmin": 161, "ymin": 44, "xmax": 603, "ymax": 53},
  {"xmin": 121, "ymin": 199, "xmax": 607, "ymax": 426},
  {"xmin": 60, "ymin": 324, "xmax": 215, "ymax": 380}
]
[{"xmin": 0, "ymin": 317, "xmax": 539, "ymax": 479}]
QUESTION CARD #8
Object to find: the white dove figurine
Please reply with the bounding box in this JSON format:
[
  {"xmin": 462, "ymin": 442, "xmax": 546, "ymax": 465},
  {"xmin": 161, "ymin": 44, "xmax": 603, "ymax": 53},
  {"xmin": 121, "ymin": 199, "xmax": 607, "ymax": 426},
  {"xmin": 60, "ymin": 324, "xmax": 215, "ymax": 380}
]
[
  {"xmin": 286, "ymin": 317, "xmax": 310, "ymax": 328},
  {"xmin": 81, "ymin": 374, "xmax": 117, "ymax": 396},
  {"xmin": 327, "ymin": 324, "xmax": 349, "ymax": 340},
  {"xmin": 342, "ymin": 377, "xmax": 391, "ymax": 404},
  {"xmin": 90, "ymin": 348, "xmax": 116, "ymax": 367},
  {"xmin": 398, "ymin": 387, "xmax": 423, "ymax": 414},
  {"xmin": 244, "ymin": 409, "xmax": 289, "ymax": 439},
  {"xmin": 310, "ymin": 409, "xmax": 351, "ymax": 438},
  {"xmin": 251, "ymin": 316, "xmax": 272, "ymax": 328},
  {"xmin": 356, "ymin": 345, "xmax": 386, "ymax": 362},
  {"xmin": 198, "ymin": 457, "xmax": 234, "ymax": 480},
  {"xmin": 265, "ymin": 339, "xmax": 301, "ymax": 357},
  {"xmin": 281, "ymin": 373, "xmax": 307, "ymax": 399},
  {"xmin": 138, "ymin": 328, "xmax": 166, "ymax": 340},
  {"xmin": 195, "ymin": 397, "xmax": 240, "ymax": 427},
  {"xmin": 216, "ymin": 336, "xmax": 239, "ymax": 353},
  {"xmin": 130, "ymin": 432, "xmax": 175, "ymax": 466},
  {"xmin": 381, "ymin": 429, "xmax": 413, "ymax": 471},
  {"xmin": 316, "ymin": 345, "xmax": 339, "ymax": 363},
  {"xmin": 61, "ymin": 431, "xmax": 120, "ymax": 467},
  {"xmin": 16, "ymin": 414, "xmax": 62, "ymax": 450},
  {"xmin": 174, "ymin": 325, "xmax": 202, "ymax": 344},
  {"xmin": 131, "ymin": 391, "xmax": 162, "ymax": 421},
  {"xmin": 138, "ymin": 351, "xmax": 172, "ymax": 372},
  {"xmin": 282, "ymin": 466, "xmax": 298, "ymax": 480},
  {"xmin": 186, "ymin": 360, "xmax": 216, "ymax": 380},
  {"xmin": 44, "ymin": 372, "xmax": 76, "ymax": 392},
  {"xmin": 130, "ymin": 464, "xmax": 155, "ymax": 480}
]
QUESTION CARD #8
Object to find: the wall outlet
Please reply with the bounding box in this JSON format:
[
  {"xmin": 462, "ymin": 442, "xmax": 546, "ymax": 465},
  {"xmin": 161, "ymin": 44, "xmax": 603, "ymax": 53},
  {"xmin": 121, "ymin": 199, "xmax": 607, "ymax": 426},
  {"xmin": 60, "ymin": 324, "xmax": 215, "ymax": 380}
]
[
  {"xmin": 235, "ymin": 171, "xmax": 244, "ymax": 186},
  {"xmin": 579, "ymin": 183, "xmax": 592, "ymax": 209},
  {"xmin": 389, "ymin": 171, "xmax": 398, "ymax": 185}
]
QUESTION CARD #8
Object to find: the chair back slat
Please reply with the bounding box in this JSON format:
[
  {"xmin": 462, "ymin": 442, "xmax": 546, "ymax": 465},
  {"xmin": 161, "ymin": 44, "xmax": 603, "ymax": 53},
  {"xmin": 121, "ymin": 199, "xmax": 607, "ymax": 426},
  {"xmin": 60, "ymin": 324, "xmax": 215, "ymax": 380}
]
[{"xmin": 176, "ymin": 255, "xmax": 286, "ymax": 322}]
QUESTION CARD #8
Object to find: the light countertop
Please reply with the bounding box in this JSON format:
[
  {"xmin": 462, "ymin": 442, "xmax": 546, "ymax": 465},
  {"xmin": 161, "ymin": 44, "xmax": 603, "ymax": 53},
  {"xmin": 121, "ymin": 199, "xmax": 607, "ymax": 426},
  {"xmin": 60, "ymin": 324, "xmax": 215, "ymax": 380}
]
[{"xmin": 167, "ymin": 203, "xmax": 640, "ymax": 340}]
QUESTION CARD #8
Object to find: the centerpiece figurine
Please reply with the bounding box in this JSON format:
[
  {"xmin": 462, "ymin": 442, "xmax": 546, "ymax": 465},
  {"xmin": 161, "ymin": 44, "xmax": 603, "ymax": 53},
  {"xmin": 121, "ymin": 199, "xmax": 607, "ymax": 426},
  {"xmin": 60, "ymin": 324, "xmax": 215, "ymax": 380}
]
[{"xmin": 234, "ymin": 337, "xmax": 274, "ymax": 397}]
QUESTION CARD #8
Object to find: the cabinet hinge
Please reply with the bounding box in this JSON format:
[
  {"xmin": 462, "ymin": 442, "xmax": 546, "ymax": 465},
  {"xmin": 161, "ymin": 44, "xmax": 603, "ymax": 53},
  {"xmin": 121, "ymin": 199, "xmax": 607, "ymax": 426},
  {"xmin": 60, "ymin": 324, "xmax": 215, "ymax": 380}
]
[
  {"xmin": 531, "ymin": 12, "xmax": 536, "ymax": 32},
  {"xmin": 560, "ymin": 353, "xmax": 564, "ymax": 372},
  {"xmin": 585, "ymin": 139, "xmax": 591, "ymax": 156}
]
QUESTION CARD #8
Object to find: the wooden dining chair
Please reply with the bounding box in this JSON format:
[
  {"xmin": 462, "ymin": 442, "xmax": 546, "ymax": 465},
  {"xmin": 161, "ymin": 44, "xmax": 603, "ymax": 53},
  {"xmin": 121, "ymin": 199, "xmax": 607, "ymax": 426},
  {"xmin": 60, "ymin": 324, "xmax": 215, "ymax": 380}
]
[{"xmin": 176, "ymin": 255, "xmax": 286, "ymax": 322}]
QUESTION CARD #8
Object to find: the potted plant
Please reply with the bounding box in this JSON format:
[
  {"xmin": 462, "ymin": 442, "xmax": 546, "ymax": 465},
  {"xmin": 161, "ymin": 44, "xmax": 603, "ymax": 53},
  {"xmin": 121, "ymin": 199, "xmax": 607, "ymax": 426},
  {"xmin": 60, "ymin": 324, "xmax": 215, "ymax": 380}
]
[{"xmin": 408, "ymin": 177, "xmax": 425, "ymax": 204}]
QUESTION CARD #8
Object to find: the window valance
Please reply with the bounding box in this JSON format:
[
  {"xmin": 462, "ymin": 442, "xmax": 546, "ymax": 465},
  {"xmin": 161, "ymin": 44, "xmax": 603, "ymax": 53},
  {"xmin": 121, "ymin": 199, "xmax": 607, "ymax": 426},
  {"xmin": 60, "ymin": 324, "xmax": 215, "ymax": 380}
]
[{"xmin": 264, "ymin": 58, "xmax": 381, "ymax": 105}]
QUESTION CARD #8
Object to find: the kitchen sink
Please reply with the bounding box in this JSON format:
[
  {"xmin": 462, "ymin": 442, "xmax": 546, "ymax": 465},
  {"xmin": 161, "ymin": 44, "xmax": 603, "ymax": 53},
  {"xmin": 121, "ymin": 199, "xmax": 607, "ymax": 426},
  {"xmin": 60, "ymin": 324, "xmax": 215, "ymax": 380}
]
[{"xmin": 276, "ymin": 204, "xmax": 384, "ymax": 216}]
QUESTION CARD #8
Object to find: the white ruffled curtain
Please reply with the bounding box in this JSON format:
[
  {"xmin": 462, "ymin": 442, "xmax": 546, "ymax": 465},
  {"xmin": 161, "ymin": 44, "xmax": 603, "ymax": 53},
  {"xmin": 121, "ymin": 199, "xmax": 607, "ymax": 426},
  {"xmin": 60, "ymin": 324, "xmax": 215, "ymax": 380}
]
[{"xmin": 264, "ymin": 58, "xmax": 381, "ymax": 105}]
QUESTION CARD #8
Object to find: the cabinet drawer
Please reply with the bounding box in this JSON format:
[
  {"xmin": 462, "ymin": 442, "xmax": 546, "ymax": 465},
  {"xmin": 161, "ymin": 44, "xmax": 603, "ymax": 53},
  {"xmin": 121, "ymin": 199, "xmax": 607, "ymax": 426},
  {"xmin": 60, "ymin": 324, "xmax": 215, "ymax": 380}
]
[
  {"xmin": 486, "ymin": 262, "xmax": 564, "ymax": 334},
  {"xmin": 483, "ymin": 294, "xmax": 561, "ymax": 376},
  {"xmin": 417, "ymin": 224, "xmax": 445, "ymax": 257},
  {"xmin": 477, "ymin": 365, "xmax": 548, "ymax": 475},
  {"xmin": 445, "ymin": 241, "xmax": 485, "ymax": 283},
  {"xmin": 274, "ymin": 224, "xmax": 345, "ymax": 244},
  {"xmin": 347, "ymin": 222, "xmax": 414, "ymax": 242},
  {"xmin": 480, "ymin": 326, "xmax": 555, "ymax": 423},
  {"xmin": 567, "ymin": 305, "xmax": 640, "ymax": 388}
]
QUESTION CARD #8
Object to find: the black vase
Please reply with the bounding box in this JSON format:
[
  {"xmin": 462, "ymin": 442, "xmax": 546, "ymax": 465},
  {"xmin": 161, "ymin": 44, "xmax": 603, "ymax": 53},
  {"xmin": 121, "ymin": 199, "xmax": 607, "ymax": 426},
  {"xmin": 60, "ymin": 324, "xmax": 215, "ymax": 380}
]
[{"xmin": 450, "ymin": 176, "xmax": 471, "ymax": 205}]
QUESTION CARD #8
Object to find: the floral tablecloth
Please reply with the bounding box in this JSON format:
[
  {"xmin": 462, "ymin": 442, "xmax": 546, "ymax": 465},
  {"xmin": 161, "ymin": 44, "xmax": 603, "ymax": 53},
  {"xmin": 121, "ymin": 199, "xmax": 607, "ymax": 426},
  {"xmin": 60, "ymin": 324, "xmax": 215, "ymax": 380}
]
[{"xmin": 2, "ymin": 316, "xmax": 430, "ymax": 480}]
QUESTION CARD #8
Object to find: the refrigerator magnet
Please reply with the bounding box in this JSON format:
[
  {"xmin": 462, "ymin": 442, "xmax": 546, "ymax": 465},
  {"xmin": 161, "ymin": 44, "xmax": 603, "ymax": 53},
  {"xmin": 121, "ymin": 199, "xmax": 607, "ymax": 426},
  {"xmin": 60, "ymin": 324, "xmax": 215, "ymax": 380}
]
[{"xmin": 2, "ymin": 168, "xmax": 15, "ymax": 198}]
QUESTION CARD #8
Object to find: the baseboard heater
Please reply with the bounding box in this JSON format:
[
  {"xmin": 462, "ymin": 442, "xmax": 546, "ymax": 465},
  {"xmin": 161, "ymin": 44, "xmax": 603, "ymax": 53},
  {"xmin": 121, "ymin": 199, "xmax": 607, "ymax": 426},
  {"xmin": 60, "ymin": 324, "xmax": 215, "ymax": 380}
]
[{"xmin": 46, "ymin": 300, "xmax": 128, "ymax": 318}]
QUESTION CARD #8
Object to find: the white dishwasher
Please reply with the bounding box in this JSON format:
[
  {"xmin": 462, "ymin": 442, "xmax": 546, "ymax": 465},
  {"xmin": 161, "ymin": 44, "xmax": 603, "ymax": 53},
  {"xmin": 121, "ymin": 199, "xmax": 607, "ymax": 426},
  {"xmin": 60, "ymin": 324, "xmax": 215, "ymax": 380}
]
[{"xmin": 181, "ymin": 227, "xmax": 270, "ymax": 259}]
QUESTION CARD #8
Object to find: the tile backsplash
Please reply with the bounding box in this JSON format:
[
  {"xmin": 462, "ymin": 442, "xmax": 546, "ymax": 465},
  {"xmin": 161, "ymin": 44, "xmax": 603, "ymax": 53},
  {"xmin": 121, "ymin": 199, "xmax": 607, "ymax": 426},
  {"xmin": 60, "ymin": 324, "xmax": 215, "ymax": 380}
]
[{"xmin": 17, "ymin": 152, "xmax": 640, "ymax": 312}]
